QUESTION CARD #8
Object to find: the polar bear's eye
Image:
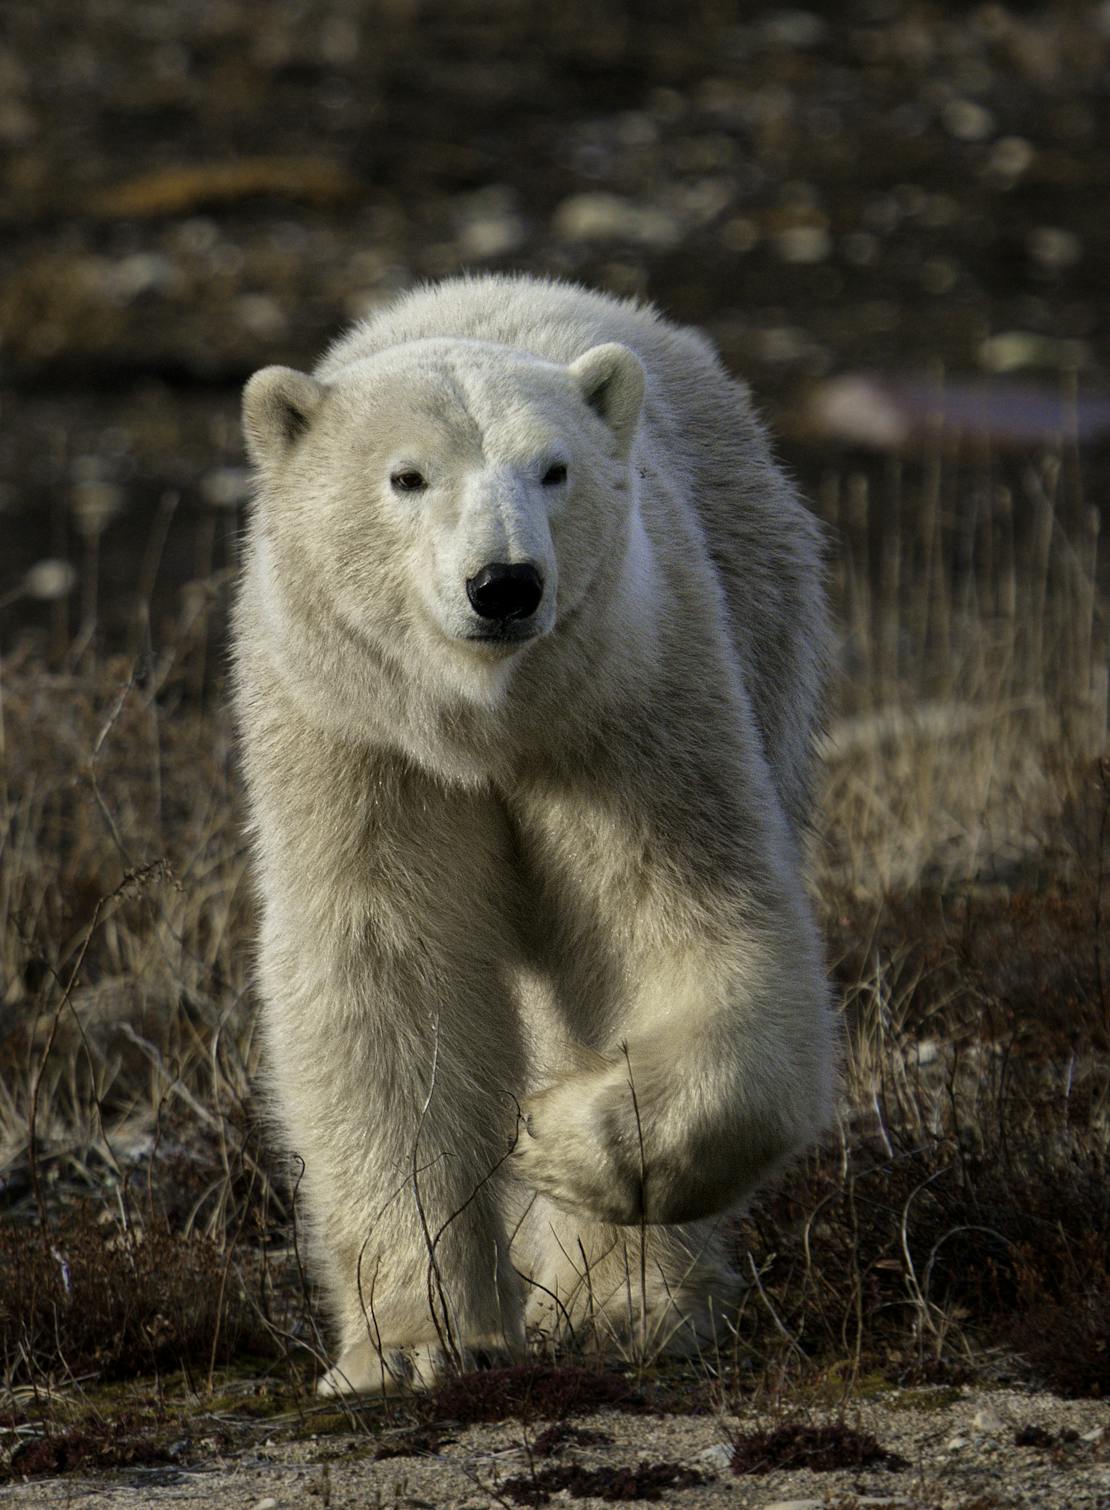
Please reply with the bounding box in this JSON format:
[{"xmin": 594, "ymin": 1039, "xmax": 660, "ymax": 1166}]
[
  {"xmin": 541, "ymin": 463, "xmax": 568, "ymax": 486},
  {"xmin": 390, "ymin": 469, "xmax": 427, "ymax": 492}
]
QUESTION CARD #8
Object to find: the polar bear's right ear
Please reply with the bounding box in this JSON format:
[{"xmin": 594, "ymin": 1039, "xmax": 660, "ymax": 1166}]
[
  {"xmin": 242, "ymin": 366, "xmax": 326, "ymax": 469},
  {"xmin": 569, "ymin": 343, "xmax": 645, "ymax": 456}
]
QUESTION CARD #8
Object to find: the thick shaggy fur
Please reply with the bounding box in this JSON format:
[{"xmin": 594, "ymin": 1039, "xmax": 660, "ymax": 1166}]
[{"xmin": 233, "ymin": 274, "xmax": 834, "ymax": 1394}]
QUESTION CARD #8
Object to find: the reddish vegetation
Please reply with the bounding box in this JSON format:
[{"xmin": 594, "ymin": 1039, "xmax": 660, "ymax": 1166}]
[
  {"xmin": 729, "ymin": 1421, "xmax": 908, "ymax": 1475},
  {"xmin": 5, "ymin": 1418, "xmax": 183, "ymax": 1481},
  {"xmin": 531, "ymin": 1422, "xmax": 614, "ymax": 1456},
  {"xmin": 1013, "ymin": 1423, "xmax": 1081, "ymax": 1450},
  {"xmin": 0, "ymin": 1208, "xmax": 271, "ymax": 1382},
  {"xmin": 425, "ymin": 1364, "xmax": 643, "ymax": 1425},
  {"xmin": 499, "ymin": 1459, "xmax": 707, "ymax": 1504}
]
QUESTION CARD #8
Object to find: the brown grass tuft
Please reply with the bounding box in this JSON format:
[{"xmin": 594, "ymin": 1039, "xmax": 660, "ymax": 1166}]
[{"xmin": 0, "ymin": 1205, "xmax": 272, "ymax": 1385}]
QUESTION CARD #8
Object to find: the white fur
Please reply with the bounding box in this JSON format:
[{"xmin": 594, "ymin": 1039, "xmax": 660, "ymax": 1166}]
[{"xmin": 233, "ymin": 274, "xmax": 835, "ymax": 1392}]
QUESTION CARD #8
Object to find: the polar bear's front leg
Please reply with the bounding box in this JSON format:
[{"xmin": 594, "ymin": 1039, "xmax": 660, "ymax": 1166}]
[
  {"xmin": 514, "ymin": 912, "xmax": 833, "ymax": 1226},
  {"xmin": 252, "ymin": 765, "xmax": 531, "ymax": 1394},
  {"xmin": 265, "ymin": 976, "xmax": 528, "ymax": 1393}
]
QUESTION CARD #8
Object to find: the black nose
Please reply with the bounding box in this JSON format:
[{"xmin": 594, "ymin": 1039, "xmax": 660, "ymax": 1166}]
[{"xmin": 466, "ymin": 562, "xmax": 544, "ymax": 622}]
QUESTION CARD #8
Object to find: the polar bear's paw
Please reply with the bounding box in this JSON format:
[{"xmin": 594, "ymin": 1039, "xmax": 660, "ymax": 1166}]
[
  {"xmin": 318, "ymin": 1341, "xmax": 440, "ymax": 1397},
  {"xmin": 318, "ymin": 1339, "xmax": 518, "ymax": 1397},
  {"xmin": 514, "ymin": 1066, "xmax": 672, "ymax": 1225}
]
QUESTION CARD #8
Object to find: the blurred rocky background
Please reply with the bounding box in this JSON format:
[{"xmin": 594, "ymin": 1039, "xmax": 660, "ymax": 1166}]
[{"xmin": 1, "ymin": 0, "xmax": 1108, "ymax": 648}]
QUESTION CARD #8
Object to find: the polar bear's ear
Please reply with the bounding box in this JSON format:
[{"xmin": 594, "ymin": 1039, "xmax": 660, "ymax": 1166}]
[
  {"xmin": 569, "ymin": 343, "xmax": 645, "ymax": 455},
  {"xmin": 242, "ymin": 366, "xmax": 326, "ymax": 469}
]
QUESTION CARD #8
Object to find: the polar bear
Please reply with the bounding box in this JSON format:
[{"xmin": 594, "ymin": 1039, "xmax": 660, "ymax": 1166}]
[{"xmin": 233, "ymin": 274, "xmax": 834, "ymax": 1395}]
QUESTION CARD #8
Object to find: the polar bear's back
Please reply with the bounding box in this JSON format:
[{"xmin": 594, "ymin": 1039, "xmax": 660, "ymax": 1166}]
[
  {"xmin": 322, "ymin": 275, "xmax": 828, "ymax": 825},
  {"xmin": 321, "ymin": 274, "xmax": 713, "ymax": 390}
]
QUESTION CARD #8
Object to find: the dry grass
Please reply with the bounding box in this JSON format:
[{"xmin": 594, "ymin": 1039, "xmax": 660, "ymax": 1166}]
[
  {"xmin": 0, "ymin": 430, "xmax": 1105, "ymax": 1445},
  {"xmin": 732, "ymin": 441, "xmax": 1108, "ymax": 1400}
]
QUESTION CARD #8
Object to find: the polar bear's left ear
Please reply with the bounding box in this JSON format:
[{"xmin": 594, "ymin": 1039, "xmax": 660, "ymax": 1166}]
[
  {"xmin": 569, "ymin": 343, "xmax": 645, "ymax": 456},
  {"xmin": 242, "ymin": 366, "xmax": 326, "ymax": 470}
]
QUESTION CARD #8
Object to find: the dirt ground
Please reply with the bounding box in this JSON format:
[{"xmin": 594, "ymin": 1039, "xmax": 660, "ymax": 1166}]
[{"xmin": 1, "ymin": 1387, "xmax": 1107, "ymax": 1508}]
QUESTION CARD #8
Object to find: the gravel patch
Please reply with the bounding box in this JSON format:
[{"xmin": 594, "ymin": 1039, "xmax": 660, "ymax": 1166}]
[{"xmin": 2, "ymin": 1389, "xmax": 1106, "ymax": 1508}]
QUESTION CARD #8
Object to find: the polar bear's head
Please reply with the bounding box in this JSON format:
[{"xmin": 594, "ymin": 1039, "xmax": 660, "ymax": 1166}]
[{"xmin": 242, "ymin": 338, "xmax": 645, "ymax": 716}]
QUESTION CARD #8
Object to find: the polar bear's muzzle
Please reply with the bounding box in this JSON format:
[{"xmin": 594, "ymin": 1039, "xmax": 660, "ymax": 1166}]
[{"xmin": 464, "ymin": 560, "xmax": 545, "ymax": 640}]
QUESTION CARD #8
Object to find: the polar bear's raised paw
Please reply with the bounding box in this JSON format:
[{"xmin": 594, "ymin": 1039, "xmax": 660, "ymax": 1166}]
[{"xmin": 515, "ymin": 1065, "xmax": 660, "ymax": 1226}]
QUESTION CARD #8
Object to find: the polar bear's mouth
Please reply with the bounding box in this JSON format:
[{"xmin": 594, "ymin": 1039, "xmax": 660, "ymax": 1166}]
[{"xmin": 464, "ymin": 624, "xmax": 541, "ymax": 648}]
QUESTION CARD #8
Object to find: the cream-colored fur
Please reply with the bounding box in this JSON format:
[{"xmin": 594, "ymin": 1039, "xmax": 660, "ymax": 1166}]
[{"xmin": 233, "ymin": 274, "xmax": 834, "ymax": 1394}]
